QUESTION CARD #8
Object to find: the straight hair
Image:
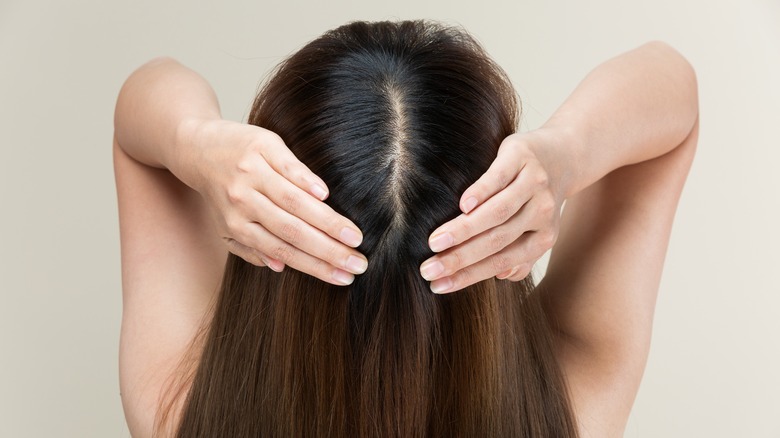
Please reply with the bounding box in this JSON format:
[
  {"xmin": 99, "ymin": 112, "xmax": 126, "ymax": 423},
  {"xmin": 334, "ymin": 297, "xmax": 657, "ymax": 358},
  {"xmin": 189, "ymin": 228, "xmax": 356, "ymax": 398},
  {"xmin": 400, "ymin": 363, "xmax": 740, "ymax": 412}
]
[{"xmin": 157, "ymin": 20, "xmax": 577, "ymax": 437}]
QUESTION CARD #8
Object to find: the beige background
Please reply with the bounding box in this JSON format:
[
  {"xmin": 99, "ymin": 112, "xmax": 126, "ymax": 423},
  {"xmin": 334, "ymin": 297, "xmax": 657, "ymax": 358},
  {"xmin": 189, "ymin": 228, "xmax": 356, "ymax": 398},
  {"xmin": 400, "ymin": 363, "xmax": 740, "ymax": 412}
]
[{"xmin": 1, "ymin": 0, "xmax": 778, "ymax": 436}]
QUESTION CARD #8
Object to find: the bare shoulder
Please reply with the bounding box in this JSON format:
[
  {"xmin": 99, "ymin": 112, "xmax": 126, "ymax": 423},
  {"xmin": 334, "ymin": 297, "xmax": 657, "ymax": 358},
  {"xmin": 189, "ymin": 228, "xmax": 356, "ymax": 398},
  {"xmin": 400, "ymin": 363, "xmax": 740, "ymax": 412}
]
[
  {"xmin": 538, "ymin": 121, "xmax": 697, "ymax": 436},
  {"xmin": 114, "ymin": 138, "xmax": 227, "ymax": 436}
]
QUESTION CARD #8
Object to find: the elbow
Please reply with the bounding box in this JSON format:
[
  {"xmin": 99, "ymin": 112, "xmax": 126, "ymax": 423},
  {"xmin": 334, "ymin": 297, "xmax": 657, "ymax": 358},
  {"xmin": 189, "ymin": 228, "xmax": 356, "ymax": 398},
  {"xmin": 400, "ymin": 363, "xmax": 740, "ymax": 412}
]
[
  {"xmin": 669, "ymin": 44, "xmax": 699, "ymax": 122},
  {"xmin": 114, "ymin": 56, "xmax": 180, "ymax": 145},
  {"xmin": 646, "ymin": 41, "xmax": 699, "ymax": 121},
  {"xmin": 139, "ymin": 55, "xmax": 180, "ymax": 70},
  {"xmin": 653, "ymin": 41, "xmax": 699, "ymax": 164},
  {"xmin": 117, "ymin": 57, "xmax": 179, "ymax": 102}
]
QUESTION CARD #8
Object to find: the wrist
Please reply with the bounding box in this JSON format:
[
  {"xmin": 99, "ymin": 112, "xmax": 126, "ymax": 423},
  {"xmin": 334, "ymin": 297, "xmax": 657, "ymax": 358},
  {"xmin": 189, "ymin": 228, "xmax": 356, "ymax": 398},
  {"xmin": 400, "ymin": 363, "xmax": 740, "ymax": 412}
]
[
  {"xmin": 172, "ymin": 116, "xmax": 217, "ymax": 193},
  {"xmin": 526, "ymin": 125, "xmax": 582, "ymax": 202}
]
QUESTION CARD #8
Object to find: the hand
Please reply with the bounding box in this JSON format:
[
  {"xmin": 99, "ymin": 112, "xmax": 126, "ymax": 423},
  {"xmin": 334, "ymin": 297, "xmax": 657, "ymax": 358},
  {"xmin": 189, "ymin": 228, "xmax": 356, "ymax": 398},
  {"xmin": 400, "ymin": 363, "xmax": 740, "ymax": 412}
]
[
  {"xmin": 180, "ymin": 118, "xmax": 368, "ymax": 286},
  {"xmin": 419, "ymin": 131, "xmax": 566, "ymax": 293}
]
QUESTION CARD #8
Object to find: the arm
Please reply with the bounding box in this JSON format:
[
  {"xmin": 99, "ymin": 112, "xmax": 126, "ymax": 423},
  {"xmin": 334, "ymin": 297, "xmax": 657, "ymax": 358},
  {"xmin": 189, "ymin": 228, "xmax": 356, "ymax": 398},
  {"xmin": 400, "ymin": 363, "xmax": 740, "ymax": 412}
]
[
  {"xmin": 115, "ymin": 57, "xmax": 367, "ymax": 284},
  {"xmin": 532, "ymin": 41, "xmax": 698, "ymax": 201},
  {"xmin": 421, "ymin": 42, "xmax": 698, "ymax": 434},
  {"xmin": 541, "ymin": 119, "xmax": 697, "ymax": 436},
  {"xmin": 537, "ymin": 42, "xmax": 698, "ymax": 435}
]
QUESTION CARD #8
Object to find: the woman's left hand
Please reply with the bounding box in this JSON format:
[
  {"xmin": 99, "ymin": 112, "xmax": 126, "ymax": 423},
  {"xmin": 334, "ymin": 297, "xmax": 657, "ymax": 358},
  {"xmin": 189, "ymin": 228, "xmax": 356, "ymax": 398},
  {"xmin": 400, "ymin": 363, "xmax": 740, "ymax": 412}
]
[{"xmin": 419, "ymin": 130, "xmax": 567, "ymax": 294}]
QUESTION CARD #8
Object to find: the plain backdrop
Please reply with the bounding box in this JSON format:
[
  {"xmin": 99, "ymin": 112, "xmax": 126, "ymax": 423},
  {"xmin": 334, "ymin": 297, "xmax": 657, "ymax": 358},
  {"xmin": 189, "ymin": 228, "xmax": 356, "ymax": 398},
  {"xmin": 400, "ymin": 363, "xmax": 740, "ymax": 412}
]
[{"xmin": 1, "ymin": 0, "xmax": 778, "ymax": 436}]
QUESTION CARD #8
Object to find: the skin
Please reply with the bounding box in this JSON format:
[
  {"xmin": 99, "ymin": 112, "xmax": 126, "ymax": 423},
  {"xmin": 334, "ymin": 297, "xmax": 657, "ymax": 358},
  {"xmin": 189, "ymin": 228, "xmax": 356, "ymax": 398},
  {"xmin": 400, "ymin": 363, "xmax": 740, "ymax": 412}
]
[{"xmin": 114, "ymin": 41, "xmax": 698, "ymax": 437}]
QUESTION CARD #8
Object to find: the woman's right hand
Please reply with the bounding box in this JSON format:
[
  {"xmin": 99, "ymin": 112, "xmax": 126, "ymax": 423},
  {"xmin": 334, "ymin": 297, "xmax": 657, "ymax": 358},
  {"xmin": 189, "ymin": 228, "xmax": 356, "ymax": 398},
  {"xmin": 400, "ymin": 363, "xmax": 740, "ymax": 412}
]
[{"xmin": 177, "ymin": 118, "xmax": 368, "ymax": 286}]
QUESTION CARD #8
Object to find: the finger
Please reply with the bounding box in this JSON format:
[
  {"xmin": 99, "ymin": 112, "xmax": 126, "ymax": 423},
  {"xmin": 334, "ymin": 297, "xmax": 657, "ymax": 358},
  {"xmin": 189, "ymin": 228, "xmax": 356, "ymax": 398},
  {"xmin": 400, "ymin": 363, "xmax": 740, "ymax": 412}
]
[
  {"xmin": 224, "ymin": 237, "xmax": 284, "ymax": 272},
  {"xmin": 496, "ymin": 266, "xmax": 515, "ymax": 280},
  {"xmin": 237, "ymin": 221, "xmax": 356, "ymax": 286},
  {"xmin": 248, "ymin": 190, "xmax": 368, "ymax": 275},
  {"xmin": 429, "ymin": 231, "xmax": 549, "ymax": 294},
  {"xmin": 421, "ymin": 203, "xmax": 533, "ymax": 281},
  {"xmin": 496, "ymin": 263, "xmax": 533, "ymax": 281},
  {"xmin": 423, "ymin": 192, "xmax": 557, "ymax": 281},
  {"xmin": 457, "ymin": 137, "xmax": 525, "ymax": 214},
  {"xmin": 255, "ymin": 130, "xmax": 331, "ymax": 201},
  {"xmin": 506, "ymin": 264, "xmax": 533, "ymax": 282},
  {"xmin": 224, "ymin": 237, "xmax": 267, "ymax": 266},
  {"xmin": 428, "ymin": 168, "xmax": 537, "ymax": 253},
  {"xmin": 254, "ymin": 159, "xmax": 364, "ymax": 248}
]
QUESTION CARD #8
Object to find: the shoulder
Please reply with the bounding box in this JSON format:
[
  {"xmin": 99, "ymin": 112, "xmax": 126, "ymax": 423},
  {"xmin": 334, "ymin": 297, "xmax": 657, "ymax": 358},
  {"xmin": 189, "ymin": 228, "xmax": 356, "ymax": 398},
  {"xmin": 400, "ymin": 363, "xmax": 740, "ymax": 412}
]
[{"xmin": 114, "ymin": 138, "xmax": 226, "ymax": 436}]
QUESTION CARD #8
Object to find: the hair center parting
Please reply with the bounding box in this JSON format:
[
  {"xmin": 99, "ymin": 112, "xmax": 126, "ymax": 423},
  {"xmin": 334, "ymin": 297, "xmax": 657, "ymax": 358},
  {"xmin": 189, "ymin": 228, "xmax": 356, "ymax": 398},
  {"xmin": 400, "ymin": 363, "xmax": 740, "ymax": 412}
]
[{"xmin": 384, "ymin": 79, "xmax": 411, "ymax": 229}]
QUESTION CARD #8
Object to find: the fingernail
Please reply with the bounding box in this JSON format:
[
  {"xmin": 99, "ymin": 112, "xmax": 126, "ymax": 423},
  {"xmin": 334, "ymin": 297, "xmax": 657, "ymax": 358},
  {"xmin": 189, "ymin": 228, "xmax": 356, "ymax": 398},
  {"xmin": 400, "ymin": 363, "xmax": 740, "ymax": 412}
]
[
  {"xmin": 332, "ymin": 269, "xmax": 354, "ymax": 286},
  {"xmin": 346, "ymin": 255, "xmax": 368, "ymax": 274},
  {"xmin": 340, "ymin": 227, "xmax": 363, "ymax": 247},
  {"xmin": 420, "ymin": 260, "xmax": 445, "ymax": 281},
  {"xmin": 310, "ymin": 184, "xmax": 328, "ymax": 201},
  {"xmin": 462, "ymin": 196, "xmax": 478, "ymax": 213},
  {"xmin": 430, "ymin": 277, "xmax": 453, "ymax": 294},
  {"xmin": 496, "ymin": 268, "xmax": 514, "ymax": 280},
  {"xmin": 429, "ymin": 232, "xmax": 454, "ymax": 252},
  {"xmin": 267, "ymin": 259, "xmax": 285, "ymax": 273}
]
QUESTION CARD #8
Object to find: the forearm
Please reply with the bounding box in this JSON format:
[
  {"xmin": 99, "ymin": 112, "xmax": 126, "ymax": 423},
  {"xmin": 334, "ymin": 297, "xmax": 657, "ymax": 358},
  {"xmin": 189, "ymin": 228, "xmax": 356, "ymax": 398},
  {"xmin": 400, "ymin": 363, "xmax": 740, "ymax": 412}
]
[
  {"xmin": 113, "ymin": 57, "xmax": 221, "ymax": 189},
  {"xmin": 535, "ymin": 41, "xmax": 699, "ymax": 199}
]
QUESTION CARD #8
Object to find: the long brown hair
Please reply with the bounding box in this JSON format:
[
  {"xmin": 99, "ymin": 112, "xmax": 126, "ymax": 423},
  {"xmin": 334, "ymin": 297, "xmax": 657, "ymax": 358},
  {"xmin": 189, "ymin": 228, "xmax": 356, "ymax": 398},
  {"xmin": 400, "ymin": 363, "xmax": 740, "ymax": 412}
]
[{"xmin": 158, "ymin": 20, "xmax": 577, "ymax": 437}]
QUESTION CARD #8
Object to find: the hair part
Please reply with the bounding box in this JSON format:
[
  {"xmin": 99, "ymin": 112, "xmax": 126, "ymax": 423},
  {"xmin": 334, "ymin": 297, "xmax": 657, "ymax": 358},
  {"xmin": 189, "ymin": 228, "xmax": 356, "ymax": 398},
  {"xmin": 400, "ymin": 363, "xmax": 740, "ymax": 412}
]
[
  {"xmin": 384, "ymin": 78, "xmax": 411, "ymax": 227},
  {"xmin": 157, "ymin": 20, "xmax": 577, "ymax": 437}
]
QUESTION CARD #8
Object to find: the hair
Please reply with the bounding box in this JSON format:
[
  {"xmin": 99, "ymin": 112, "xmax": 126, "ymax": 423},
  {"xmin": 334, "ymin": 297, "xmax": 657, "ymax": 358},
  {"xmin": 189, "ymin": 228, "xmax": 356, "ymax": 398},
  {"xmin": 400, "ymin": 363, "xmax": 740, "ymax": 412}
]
[{"xmin": 156, "ymin": 20, "xmax": 577, "ymax": 437}]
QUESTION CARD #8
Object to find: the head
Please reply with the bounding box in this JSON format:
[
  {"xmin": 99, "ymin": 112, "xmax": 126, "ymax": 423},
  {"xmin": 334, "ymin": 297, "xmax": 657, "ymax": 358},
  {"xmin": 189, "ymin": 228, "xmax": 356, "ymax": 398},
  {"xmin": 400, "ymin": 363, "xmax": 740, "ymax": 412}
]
[{"xmin": 163, "ymin": 20, "xmax": 576, "ymax": 437}]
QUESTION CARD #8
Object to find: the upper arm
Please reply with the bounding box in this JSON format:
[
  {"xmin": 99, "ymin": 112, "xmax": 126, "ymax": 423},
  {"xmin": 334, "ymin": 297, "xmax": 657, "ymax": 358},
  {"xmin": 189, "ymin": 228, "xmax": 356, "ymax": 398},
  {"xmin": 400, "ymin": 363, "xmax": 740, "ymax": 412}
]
[
  {"xmin": 539, "ymin": 120, "xmax": 698, "ymax": 436},
  {"xmin": 114, "ymin": 138, "xmax": 227, "ymax": 436}
]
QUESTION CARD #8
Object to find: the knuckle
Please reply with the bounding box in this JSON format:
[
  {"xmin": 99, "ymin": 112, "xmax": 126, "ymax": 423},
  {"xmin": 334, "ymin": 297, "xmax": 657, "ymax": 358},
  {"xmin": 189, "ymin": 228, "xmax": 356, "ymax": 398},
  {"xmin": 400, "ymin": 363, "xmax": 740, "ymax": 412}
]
[
  {"xmin": 224, "ymin": 215, "xmax": 243, "ymax": 234},
  {"xmin": 236, "ymin": 155, "xmax": 255, "ymax": 174},
  {"xmin": 224, "ymin": 237, "xmax": 240, "ymax": 253},
  {"xmin": 257, "ymin": 129, "xmax": 282, "ymax": 149},
  {"xmin": 319, "ymin": 212, "xmax": 342, "ymax": 236},
  {"xmin": 534, "ymin": 170, "xmax": 550, "ymax": 188},
  {"xmin": 495, "ymin": 170, "xmax": 512, "ymax": 188},
  {"xmin": 271, "ymin": 244, "xmax": 294, "ymax": 264},
  {"xmin": 457, "ymin": 219, "xmax": 472, "ymax": 239},
  {"xmin": 537, "ymin": 231, "xmax": 557, "ymax": 251},
  {"xmin": 289, "ymin": 163, "xmax": 308, "ymax": 183},
  {"xmin": 488, "ymin": 228, "xmax": 508, "ymax": 251},
  {"xmin": 229, "ymin": 238, "xmax": 254, "ymax": 261},
  {"xmin": 279, "ymin": 221, "xmax": 302, "ymax": 245},
  {"xmin": 311, "ymin": 257, "xmax": 331, "ymax": 279},
  {"xmin": 451, "ymin": 266, "xmax": 473, "ymax": 290},
  {"xmin": 280, "ymin": 191, "xmax": 301, "ymax": 214},
  {"xmin": 226, "ymin": 183, "xmax": 243, "ymax": 204},
  {"xmin": 247, "ymin": 141, "xmax": 264, "ymax": 157},
  {"xmin": 493, "ymin": 203, "xmax": 513, "ymax": 223},
  {"xmin": 281, "ymin": 159, "xmax": 295, "ymax": 177},
  {"xmin": 490, "ymin": 254, "xmax": 513, "ymax": 274},
  {"xmin": 500, "ymin": 135, "xmax": 521, "ymax": 152},
  {"xmin": 264, "ymin": 130, "xmax": 284, "ymax": 146},
  {"xmin": 243, "ymin": 251, "xmax": 264, "ymax": 267},
  {"xmin": 323, "ymin": 242, "xmax": 342, "ymax": 265},
  {"xmin": 449, "ymin": 249, "xmax": 466, "ymax": 272}
]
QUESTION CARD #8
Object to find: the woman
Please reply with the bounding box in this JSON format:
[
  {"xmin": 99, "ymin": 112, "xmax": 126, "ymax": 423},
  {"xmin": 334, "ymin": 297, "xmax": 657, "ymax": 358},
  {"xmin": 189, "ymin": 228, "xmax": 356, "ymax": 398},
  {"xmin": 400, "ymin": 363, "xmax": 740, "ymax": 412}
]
[{"xmin": 114, "ymin": 21, "xmax": 698, "ymax": 437}]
